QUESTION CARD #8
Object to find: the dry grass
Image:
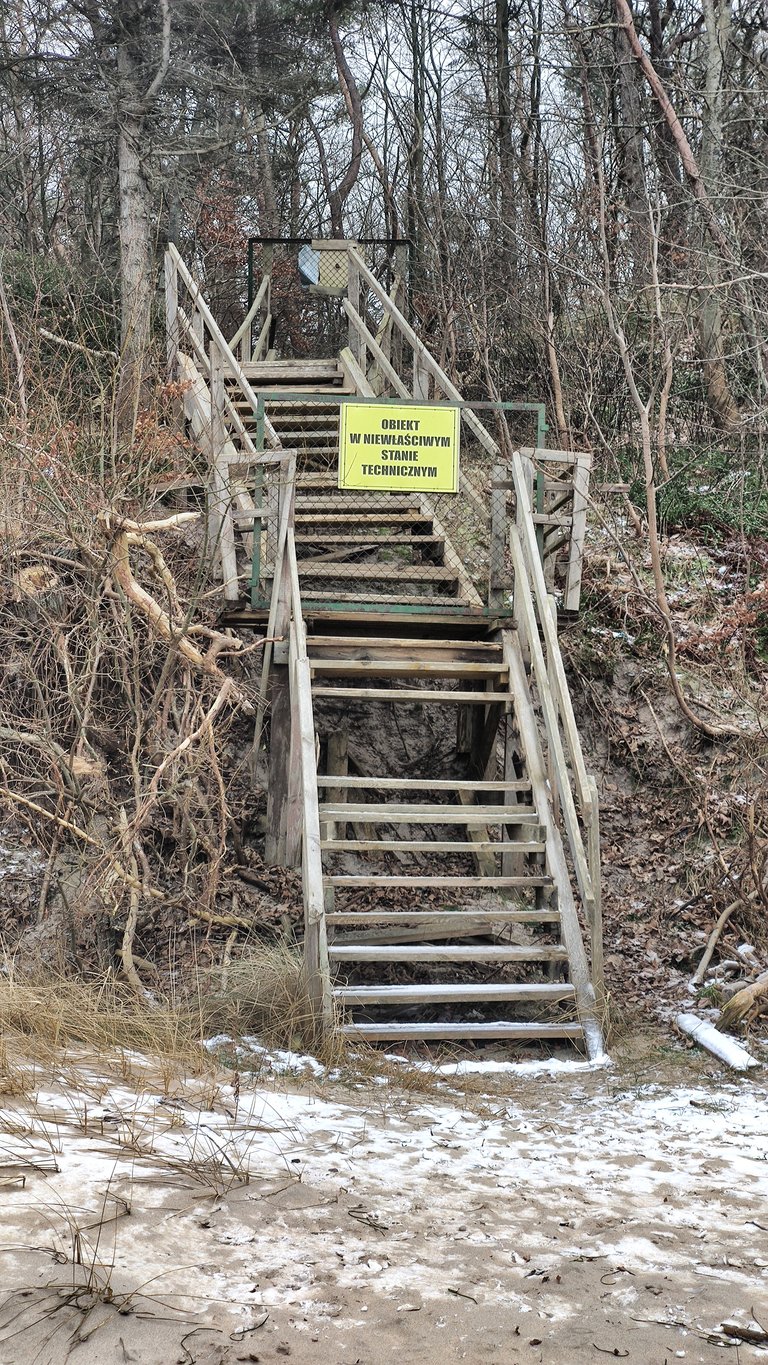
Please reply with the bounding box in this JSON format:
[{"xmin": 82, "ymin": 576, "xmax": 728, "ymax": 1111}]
[
  {"xmin": 0, "ymin": 938, "xmax": 341, "ymax": 1089},
  {"xmin": 204, "ymin": 940, "xmax": 320, "ymax": 1049}
]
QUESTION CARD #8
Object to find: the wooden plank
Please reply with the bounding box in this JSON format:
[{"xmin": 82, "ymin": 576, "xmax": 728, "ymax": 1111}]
[
  {"xmin": 322, "ymin": 728, "xmax": 348, "ymax": 845},
  {"xmin": 312, "ymin": 686, "xmax": 511, "ymax": 703},
  {"xmin": 291, "ymin": 623, "xmax": 333, "ymax": 1029},
  {"xmin": 164, "ymin": 250, "xmax": 178, "ymax": 379},
  {"xmin": 336, "ymin": 982, "xmax": 574, "ymax": 1004},
  {"xmin": 512, "ymin": 450, "xmax": 534, "ymax": 663},
  {"xmin": 300, "ymin": 592, "xmax": 483, "ymax": 607},
  {"xmin": 328, "ymin": 874, "xmax": 552, "ymax": 888},
  {"xmin": 489, "ymin": 463, "xmax": 507, "ymax": 609},
  {"xmin": 318, "ymin": 801, "xmax": 541, "ymax": 823},
  {"xmin": 309, "ymin": 660, "xmax": 506, "ymax": 679},
  {"xmin": 296, "ymin": 534, "xmax": 442, "ymax": 547},
  {"xmin": 252, "ymin": 454, "xmax": 296, "ymax": 758},
  {"xmin": 339, "ymin": 1022, "xmax": 583, "ymax": 1041},
  {"xmin": 291, "ymin": 562, "xmax": 459, "ymax": 582},
  {"xmin": 295, "ymin": 497, "xmax": 423, "ymax": 513},
  {"xmin": 229, "ymin": 273, "xmax": 269, "ymax": 358},
  {"xmin": 326, "ymin": 910, "xmax": 561, "ymax": 924},
  {"xmin": 587, "ymin": 773, "xmax": 604, "ymax": 1008},
  {"xmin": 330, "ymin": 944, "xmax": 566, "ymax": 963},
  {"xmin": 503, "ymin": 712, "xmax": 527, "ymax": 881},
  {"xmin": 456, "ymin": 785, "xmax": 496, "ymax": 878},
  {"xmin": 504, "ymin": 630, "xmax": 603, "ymax": 1061},
  {"xmin": 251, "ymin": 311, "xmax": 272, "ymax": 362},
  {"xmin": 314, "ymin": 775, "xmax": 529, "ymax": 791},
  {"xmin": 320, "ymin": 838, "xmax": 542, "ymax": 853},
  {"xmin": 306, "ymin": 636, "xmax": 504, "ymax": 655},
  {"xmin": 564, "ymin": 451, "xmax": 590, "ymax": 611},
  {"xmin": 209, "ymin": 340, "xmax": 240, "ymax": 601},
  {"xmin": 339, "ymin": 345, "xmax": 375, "ymax": 397},
  {"xmin": 284, "ymin": 658, "xmax": 303, "ymax": 870},
  {"xmin": 294, "ymin": 513, "xmax": 430, "ymax": 525},
  {"xmin": 243, "ymin": 360, "xmax": 343, "ymax": 380},
  {"xmin": 264, "ymin": 667, "xmax": 291, "ymax": 866}
]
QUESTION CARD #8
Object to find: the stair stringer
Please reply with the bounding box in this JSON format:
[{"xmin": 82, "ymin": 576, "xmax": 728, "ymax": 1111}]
[{"xmin": 503, "ymin": 628, "xmax": 605, "ymax": 1061}]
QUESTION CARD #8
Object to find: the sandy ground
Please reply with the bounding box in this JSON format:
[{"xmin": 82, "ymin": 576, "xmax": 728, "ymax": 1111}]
[{"xmin": 0, "ymin": 1041, "xmax": 767, "ymax": 1365}]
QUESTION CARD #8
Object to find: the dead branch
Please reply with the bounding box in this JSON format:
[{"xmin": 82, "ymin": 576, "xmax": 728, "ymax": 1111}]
[
  {"xmin": 103, "ymin": 519, "xmax": 251, "ymax": 709},
  {"xmin": 38, "ymin": 327, "xmax": 119, "ymax": 361},
  {"xmin": 0, "ymin": 787, "xmax": 99, "ymax": 846},
  {"xmin": 691, "ymin": 899, "xmax": 742, "ymax": 985}
]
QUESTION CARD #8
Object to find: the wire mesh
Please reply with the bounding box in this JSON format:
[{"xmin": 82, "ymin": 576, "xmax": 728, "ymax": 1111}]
[{"xmin": 251, "ymin": 400, "xmax": 553, "ymax": 612}]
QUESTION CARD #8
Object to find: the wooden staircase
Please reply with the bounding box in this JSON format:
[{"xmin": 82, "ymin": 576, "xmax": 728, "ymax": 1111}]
[
  {"xmin": 308, "ymin": 625, "xmax": 601, "ymax": 1052},
  {"xmin": 163, "ymin": 240, "xmax": 605, "ymax": 1061},
  {"xmin": 226, "ymin": 358, "xmax": 346, "ymax": 464}
]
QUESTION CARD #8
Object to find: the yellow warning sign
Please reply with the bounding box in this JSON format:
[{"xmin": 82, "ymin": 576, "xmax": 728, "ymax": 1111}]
[{"xmin": 338, "ymin": 402, "xmax": 460, "ymax": 493}]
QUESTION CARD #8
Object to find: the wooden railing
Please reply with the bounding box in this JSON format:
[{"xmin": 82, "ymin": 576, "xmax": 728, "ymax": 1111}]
[
  {"xmin": 165, "ymin": 244, "xmax": 286, "ymax": 600},
  {"xmin": 508, "ymin": 448, "xmax": 603, "ymax": 1004},
  {"xmin": 229, "ymin": 273, "xmax": 270, "ymax": 363},
  {"xmin": 165, "ymin": 243, "xmax": 282, "ymax": 451},
  {"xmin": 255, "ymin": 453, "xmax": 332, "ymax": 1029}
]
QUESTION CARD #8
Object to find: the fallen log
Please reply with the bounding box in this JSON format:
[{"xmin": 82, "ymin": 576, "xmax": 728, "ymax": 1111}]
[{"xmin": 676, "ymin": 1013, "xmax": 759, "ymax": 1071}]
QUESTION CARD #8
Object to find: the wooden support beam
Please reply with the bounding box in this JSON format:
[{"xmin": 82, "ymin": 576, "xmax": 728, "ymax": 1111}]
[{"xmin": 264, "ymin": 666, "xmax": 291, "ymax": 866}]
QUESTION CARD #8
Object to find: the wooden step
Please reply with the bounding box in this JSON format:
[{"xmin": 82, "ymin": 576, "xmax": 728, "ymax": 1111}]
[
  {"xmin": 328, "ymin": 875, "xmax": 553, "ymax": 889},
  {"xmin": 310, "ymin": 660, "xmax": 507, "ymax": 679},
  {"xmin": 294, "ymin": 563, "xmax": 460, "ymax": 582},
  {"xmin": 301, "ymin": 592, "xmax": 475, "ymax": 607},
  {"xmin": 274, "ymin": 430, "xmax": 340, "ymax": 441},
  {"xmin": 338, "ymin": 1021, "xmax": 584, "ymax": 1041},
  {"xmin": 318, "ymin": 803, "xmax": 533, "ymax": 825},
  {"xmin": 313, "ymin": 687, "xmax": 510, "ymax": 703},
  {"xmin": 296, "ymin": 534, "xmax": 443, "ymax": 548},
  {"xmin": 239, "ymin": 360, "xmax": 343, "ymax": 376},
  {"xmin": 326, "ymin": 910, "xmax": 561, "ymax": 925},
  {"xmin": 329, "ymin": 944, "xmax": 567, "ymax": 963},
  {"xmin": 295, "ymin": 498, "xmax": 422, "ymax": 512},
  {"xmin": 334, "ymin": 982, "xmax": 574, "ymax": 1004},
  {"xmin": 306, "ymin": 636, "xmax": 504, "ymax": 654},
  {"xmin": 315, "ymin": 776, "xmax": 527, "ymax": 792},
  {"xmin": 320, "ymin": 839, "xmax": 543, "ymax": 853},
  {"xmin": 295, "ymin": 513, "xmax": 431, "ymax": 526}
]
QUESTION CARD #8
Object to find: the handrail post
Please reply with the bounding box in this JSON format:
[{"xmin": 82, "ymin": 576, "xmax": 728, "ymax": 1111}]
[
  {"xmin": 490, "ymin": 463, "xmax": 507, "ymax": 610},
  {"xmin": 164, "ymin": 250, "xmax": 178, "ymax": 380},
  {"xmin": 587, "ymin": 775, "xmax": 604, "ymax": 1010},
  {"xmin": 208, "ymin": 339, "xmax": 239, "ymax": 601},
  {"xmin": 546, "ymin": 595, "xmax": 561, "ymax": 822},
  {"xmin": 347, "ymin": 249, "xmax": 361, "ymax": 365},
  {"xmin": 413, "ymin": 348, "xmax": 429, "ymax": 400},
  {"xmin": 513, "ymin": 451, "xmax": 534, "ymax": 662}
]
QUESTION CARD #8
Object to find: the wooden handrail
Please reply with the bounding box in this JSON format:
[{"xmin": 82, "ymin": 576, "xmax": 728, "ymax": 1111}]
[
  {"xmin": 504, "ymin": 632, "xmax": 603, "ymax": 1060},
  {"xmin": 347, "ymin": 246, "xmax": 500, "ymax": 458},
  {"xmin": 229, "ymin": 274, "xmax": 269, "ymax": 355},
  {"xmin": 508, "ymin": 448, "xmax": 602, "ymax": 937},
  {"xmin": 510, "ymin": 451, "xmax": 594, "ymax": 817},
  {"xmin": 166, "ymin": 244, "xmax": 282, "ymax": 450},
  {"xmin": 343, "ymin": 298, "xmax": 411, "ymax": 399},
  {"xmin": 283, "ymin": 484, "xmax": 332, "ymax": 1029},
  {"xmin": 510, "ymin": 523, "xmax": 594, "ymax": 911}
]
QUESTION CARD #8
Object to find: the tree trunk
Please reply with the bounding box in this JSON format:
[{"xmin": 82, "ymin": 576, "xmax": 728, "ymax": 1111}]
[
  {"xmin": 697, "ymin": 0, "xmax": 740, "ymax": 429},
  {"xmin": 116, "ymin": 105, "xmax": 154, "ymax": 439}
]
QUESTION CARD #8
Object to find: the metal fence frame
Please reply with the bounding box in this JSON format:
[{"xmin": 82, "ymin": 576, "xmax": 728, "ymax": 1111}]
[{"xmin": 248, "ymin": 394, "xmax": 549, "ymax": 614}]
